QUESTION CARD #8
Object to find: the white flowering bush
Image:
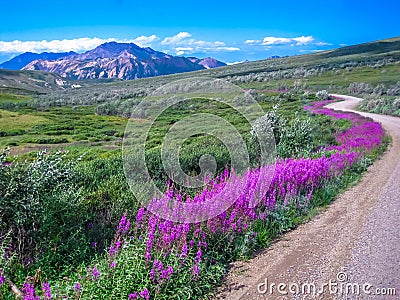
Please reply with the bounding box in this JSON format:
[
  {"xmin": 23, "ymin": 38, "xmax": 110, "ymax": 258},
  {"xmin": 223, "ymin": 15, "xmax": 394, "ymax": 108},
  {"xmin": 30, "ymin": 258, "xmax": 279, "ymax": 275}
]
[
  {"xmin": 251, "ymin": 107, "xmax": 314, "ymax": 158},
  {"xmin": 251, "ymin": 104, "xmax": 286, "ymax": 145},
  {"xmin": 348, "ymin": 82, "xmax": 373, "ymax": 94},
  {"xmin": 355, "ymin": 81, "xmax": 400, "ymax": 116},
  {"xmin": 277, "ymin": 113, "xmax": 314, "ymax": 158},
  {"xmin": 359, "ymin": 96, "xmax": 400, "ymax": 116},
  {"xmin": 387, "ymin": 81, "xmax": 400, "ymax": 96},
  {"xmin": 316, "ymin": 90, "xmax": 329, "ymax": 100}
]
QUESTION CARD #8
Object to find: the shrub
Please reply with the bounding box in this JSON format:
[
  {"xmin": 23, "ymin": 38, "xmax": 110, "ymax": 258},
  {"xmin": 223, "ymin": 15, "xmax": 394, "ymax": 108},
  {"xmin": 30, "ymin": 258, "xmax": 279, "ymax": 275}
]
[
  {"xmin": 387, "ymin": 81, "xmax": 400, "ymax": 96},
  {"xmin": 0, "ymin": 151, "xmax": 95, "ymax": 275},
  {"xmin": 316, "ymin": 90, "xmax": 329, "ymax": 100},
  {"xmin": 251, "ymin": 104, "xmax": 286, "ymax": 145},
  {"xmin": 277, "ymin": 113, "xmax": 313, "ymax": 158},
  {"xmin": 348, "ymin": 82, "xmax": 373, "ymax": 94},
  {"xmin": 373, "ymin": 84, "xmax": 386, "ymax": 96}
]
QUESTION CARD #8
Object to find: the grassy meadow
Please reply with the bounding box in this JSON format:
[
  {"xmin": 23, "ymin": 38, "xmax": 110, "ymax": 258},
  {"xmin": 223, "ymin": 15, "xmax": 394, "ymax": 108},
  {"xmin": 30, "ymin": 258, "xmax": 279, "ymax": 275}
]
[{"xmin": 0, "ymin": 38, "xmax": 399, "ymax": 299}]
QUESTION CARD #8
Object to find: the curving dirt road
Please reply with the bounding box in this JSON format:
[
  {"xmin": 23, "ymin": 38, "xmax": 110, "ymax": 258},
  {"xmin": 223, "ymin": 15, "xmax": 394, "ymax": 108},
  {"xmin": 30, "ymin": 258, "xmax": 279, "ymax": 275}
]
[{"xmin": 216, "ymin": 95, "xmax": 400, "ymax": 299}]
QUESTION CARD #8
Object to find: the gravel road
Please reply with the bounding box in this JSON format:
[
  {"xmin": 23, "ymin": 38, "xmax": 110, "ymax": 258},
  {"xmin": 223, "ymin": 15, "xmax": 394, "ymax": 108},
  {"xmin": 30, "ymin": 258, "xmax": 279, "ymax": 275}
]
[{"xmin": 215, "ymin": 95, "xmax": 399, "ymax": 299}]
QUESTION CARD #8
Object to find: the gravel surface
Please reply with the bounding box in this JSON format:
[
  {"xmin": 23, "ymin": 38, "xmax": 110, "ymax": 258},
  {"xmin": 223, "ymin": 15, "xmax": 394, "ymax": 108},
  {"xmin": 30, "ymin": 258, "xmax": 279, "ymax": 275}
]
[{"xmin": 215, "ymin": 95, "xmax": 399, "ymax": 299}]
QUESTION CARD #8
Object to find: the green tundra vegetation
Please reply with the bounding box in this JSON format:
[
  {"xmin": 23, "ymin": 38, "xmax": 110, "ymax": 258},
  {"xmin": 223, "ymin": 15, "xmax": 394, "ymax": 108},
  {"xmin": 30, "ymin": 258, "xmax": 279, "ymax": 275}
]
[{"xmin": 0, "ymin": 38, "xmax": 398, "ymax": 299}]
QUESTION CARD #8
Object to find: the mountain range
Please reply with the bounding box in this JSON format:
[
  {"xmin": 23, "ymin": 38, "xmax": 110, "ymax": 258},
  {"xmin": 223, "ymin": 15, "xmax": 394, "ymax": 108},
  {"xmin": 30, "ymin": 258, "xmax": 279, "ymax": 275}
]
[
  {"xmin": 0, "ymin": 42, "xmax": 226, "ymax": 80},
  {"xmin": 0, "ymin": 51, "xmax": 77, "ymax": 71}
]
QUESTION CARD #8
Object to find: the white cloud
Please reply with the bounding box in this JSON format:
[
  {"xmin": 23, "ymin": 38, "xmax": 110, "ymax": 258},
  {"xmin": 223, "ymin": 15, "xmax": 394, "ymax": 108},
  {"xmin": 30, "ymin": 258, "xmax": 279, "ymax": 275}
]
[
  {"xmin": 191, "ymin": 40, "xmax": 225, "ymax": 47},
  {"xmin": 0, "ymin": 38, "xmax": 109, "ymax": 53},
  {"xmin": 262, "ymin": 37, "xmax": 292, "ymax": 45},
  {"xmin": 0, "ymin": 36, "xmax": 160, "ymax": 53},
  {"xmin": 213, "ymin": 47, "xmax": 240, "ymax": 52},
  {"xmin": 162, "ymin": 32, "xmax": 226, "ymax": 48},
  {"xmin": 0, "ymin": 32, "xmax": 240, "ymax": 58},
  {"xmin": 245, "ymin": 39, "xmax": 262, "ymax": 45},
  {"xmin": 292, "ymin": 36, "xmax": 314, "ymax": 45},
  {"xmin": 246, "ymin": 35, "xmax": 316, "ymax": 46},
  {"xmin": 175, "ymin": 47, "xmax": 194, "ymax": 55},
  {"xmin": 175, "ymin": 47, "xmax": 194, "ymax": 51},
  {"xmin": 132, "ymin": 35, "xmax": 159, "ymax": 47},
  {"xmin": 161, "ymin": 32, "xmax": 238, "ymax": 55},
  {"xmin": 316, "ymin": 41, "xmax": 333, "ymax": 46},
  {"xmin": 161, "ymin": 32, "xmax": 192, "ymax": 45},
  {"xmin": 174, "ymin": 46, "xmax": 240, "ymax": 55}
]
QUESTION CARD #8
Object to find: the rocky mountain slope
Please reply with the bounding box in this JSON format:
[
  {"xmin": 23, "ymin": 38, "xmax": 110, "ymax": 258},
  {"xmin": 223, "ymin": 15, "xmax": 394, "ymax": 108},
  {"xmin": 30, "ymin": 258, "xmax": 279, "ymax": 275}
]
[
  {"xmin": 0, "ymin": 51, "xmax": 76, "ymax": 70},
  {"xmin": 21, "ymin": 42, "xmax": 226, "ymax": 80},
  {"xmin": 188, "ymin": 57, "xmax": 227, "ymax": 69}
]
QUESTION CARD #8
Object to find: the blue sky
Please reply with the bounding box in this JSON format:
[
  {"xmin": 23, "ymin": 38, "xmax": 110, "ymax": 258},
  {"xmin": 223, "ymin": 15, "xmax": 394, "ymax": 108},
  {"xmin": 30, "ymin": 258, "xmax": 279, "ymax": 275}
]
[{"xmin": 0, "ymin": 0, "xmax": 399, "ymax": 64}]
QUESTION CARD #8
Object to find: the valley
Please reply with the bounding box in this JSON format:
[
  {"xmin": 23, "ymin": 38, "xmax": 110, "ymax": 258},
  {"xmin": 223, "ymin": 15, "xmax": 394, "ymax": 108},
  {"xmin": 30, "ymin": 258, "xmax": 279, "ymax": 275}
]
[{"xmin": 0, "ymin": 37, "xmax": 399, "ymax": 299}]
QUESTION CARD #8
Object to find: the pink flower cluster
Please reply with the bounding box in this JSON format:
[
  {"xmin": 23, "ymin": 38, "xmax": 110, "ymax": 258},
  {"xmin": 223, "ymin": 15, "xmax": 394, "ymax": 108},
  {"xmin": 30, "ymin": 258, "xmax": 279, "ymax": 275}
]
[
  {"xmin": 120, "ymin": 97, "xmax": 385, "ymax": 298},
  {"xmin": 305, "ymin": 99, "xmax": 385, "ymax": 152},
  {"xmin": 17, "ymin": 98, "xmax": 385, "ymax": 300}
]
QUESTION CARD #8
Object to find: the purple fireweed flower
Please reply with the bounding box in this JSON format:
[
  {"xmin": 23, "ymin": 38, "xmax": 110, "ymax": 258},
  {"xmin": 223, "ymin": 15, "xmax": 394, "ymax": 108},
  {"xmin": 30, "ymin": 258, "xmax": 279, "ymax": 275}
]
[
  {"xmin": 164, "ymin": 249, "xmax": 171, "ymax": 257},
  {"xmin": 110, "ymin": 261, "xmax": 117, "ymax": 268},
  {"xmin": 139, "ymin": 288, "xmax": 150, "ymax": 300},
  {"xmin": 115, "ymin": 241, "xmax": 122, "ymax": 251},
  {"xmin": 118, "ymin": 214, "xmax": 127, "ymax": 231},
  {"xmin": 91, "ymin": 242, "xmax": 97, "ymax": 249},
  {"xmin": 195, "ymin": 249, "xmax": 202, "ymax": 264},
  {"xmin": 124, "ymin": 220, "xmax": 131, "ymax": 233},
  {"xmin": 109, "ymin": 240, "xmax": 122, "ymax": 257},
  {"xmin": 180, "ymin": 243, "xmax": 188, "ymax": 259},
  {"xmin": 23, "ymin": 283, "xmax": 39, "ymax": 300},
  {"xmin": 74, "ymin": 282, "xmax": 81, "ymax": 293},
  {"xmin": 149, "ymin": 268, "xmax": 156, "ymax": 283},
  {"xmin": 136, "ymin": 208, "xmax": 145, "ymax": 226},
  {"xmin": 194, "ymin": 228, "xmax": 201, "ymax": 237},
  {"xmin": 91, "ymin": 267, "xmax": 100, "ymax": 281},
  {"xmin": 160, "ymin": 266, "xmax": 174, "ymax": 281},
  {"xmin": 42, "ymin": 282, "xmax": 52, "ymax": 299},
  {"xmin": 153, "ymin": 259, "xmax": 163, "ymax": 272},
  {"xmin": 128, "ymin": 292, "xmax": 138, "ymax": 300},
  {"xmin": 145, "ymin": 251, "xmax": 151, "ymax": 262},
  {"xmin": 0, "ymin": 276, "xmax": 4, "ymax": 286},
  {"xmin": 146, "ymin": 232, "xmax": 154, "ymax": 255},
  {"xmin": 192, "ymin": 264, "xmax": 200, "ymax": 280}
]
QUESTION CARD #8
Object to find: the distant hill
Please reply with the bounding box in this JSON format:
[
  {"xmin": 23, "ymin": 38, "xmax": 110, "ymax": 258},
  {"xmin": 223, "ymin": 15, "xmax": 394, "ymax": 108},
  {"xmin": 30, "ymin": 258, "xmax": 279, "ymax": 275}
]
[
  {"xmin": 317, "ymin": 37, "xmax": 400, "ymax": 59},
  {"xmin": 187, "ymin": 57, "xmax": 227, "ymax": 69},
  {"xmin": 19, "ymin": 42, "xmax": 226, "ymax": 80},
  {"xmin": 0, "ymin": 69, "xmax": 82, "ymax": 94},
  {"xmin": 0, "ymin": 51, "xmax": 76, "ymax": 70}
]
